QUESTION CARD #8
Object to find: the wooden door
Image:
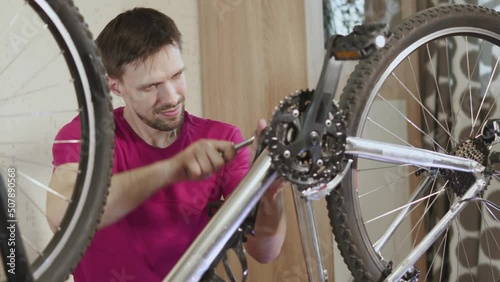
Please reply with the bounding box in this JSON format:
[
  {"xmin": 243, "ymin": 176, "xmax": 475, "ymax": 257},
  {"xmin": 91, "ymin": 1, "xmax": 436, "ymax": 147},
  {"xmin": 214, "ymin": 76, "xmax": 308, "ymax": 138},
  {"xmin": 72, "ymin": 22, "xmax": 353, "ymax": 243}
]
[{"xmin": 199, "ymin": 0, "xmax": 335, "ymax": 281}]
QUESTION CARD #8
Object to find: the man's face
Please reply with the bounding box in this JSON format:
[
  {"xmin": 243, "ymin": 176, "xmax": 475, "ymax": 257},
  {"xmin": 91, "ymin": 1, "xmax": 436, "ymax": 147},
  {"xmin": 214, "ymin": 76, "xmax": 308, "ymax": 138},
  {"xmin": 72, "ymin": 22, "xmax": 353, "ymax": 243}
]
[{"xmin": 118, "ymin": 45, "xmax": 187, "ymax": 132}]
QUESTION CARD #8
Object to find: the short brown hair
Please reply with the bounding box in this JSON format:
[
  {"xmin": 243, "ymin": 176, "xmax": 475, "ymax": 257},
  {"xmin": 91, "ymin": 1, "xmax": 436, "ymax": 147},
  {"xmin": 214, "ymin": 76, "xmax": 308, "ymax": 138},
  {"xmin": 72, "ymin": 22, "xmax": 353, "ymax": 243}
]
[{"xmin": 96, "ymin": 7, "xmax": 183, "ymax": 79}]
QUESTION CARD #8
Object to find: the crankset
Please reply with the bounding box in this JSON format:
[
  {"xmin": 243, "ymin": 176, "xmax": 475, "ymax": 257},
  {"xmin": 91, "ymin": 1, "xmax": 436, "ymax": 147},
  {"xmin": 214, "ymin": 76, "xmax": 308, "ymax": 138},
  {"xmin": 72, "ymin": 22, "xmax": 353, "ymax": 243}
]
[
  {"xmin": 264, "ymin": 24, "xmax": 391, "ymax": 188},
  {"xmin": 265, "ymin": 89, "xmax": 346, "ymax": 187}
]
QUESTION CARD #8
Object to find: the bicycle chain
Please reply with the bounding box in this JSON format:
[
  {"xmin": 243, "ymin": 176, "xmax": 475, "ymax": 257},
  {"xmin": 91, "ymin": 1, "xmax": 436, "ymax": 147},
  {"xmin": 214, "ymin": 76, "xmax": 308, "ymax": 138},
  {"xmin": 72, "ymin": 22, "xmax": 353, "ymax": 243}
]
[{"xmin": 265, "ymin": 89, "xmax": 346, "ymax": 187}]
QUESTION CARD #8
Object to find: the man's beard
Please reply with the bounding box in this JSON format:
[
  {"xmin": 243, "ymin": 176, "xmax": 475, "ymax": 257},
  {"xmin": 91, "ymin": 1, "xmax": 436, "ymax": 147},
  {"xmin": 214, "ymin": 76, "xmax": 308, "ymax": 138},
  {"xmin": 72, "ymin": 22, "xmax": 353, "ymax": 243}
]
[{"xmin": 137, "ymin": 101, "xmax": 185, "ymax": 132}]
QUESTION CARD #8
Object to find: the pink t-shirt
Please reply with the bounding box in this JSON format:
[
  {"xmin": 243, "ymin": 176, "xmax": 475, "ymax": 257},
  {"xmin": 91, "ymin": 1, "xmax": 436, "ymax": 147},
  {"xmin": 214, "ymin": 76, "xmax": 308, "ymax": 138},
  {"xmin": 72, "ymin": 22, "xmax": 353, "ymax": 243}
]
[{"xmin": 52, "ymin": 107, "xmax": 250, "ymax": 281}]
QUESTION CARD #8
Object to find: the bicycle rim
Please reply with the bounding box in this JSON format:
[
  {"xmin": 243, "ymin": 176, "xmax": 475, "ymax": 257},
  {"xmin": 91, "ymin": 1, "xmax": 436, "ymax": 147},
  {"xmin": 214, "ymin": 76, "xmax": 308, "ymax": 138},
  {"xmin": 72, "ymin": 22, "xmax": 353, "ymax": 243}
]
[
  {"xmin": 329, "ymin": 4, "xmax": 500, "ymax": 282},
  {"xmin": 0, "ymin": 0, "xmax": 113, "ymax": 281}
]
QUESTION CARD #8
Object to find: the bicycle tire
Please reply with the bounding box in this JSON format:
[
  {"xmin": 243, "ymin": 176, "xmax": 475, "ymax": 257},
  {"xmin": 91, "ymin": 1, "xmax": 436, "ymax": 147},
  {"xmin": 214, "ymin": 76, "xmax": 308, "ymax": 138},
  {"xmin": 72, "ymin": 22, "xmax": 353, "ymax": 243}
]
[
  {"xmin": 327, "ymin": 4, "xmax": 500, "ymax": 281},
  {"xmin": 1, "ymin": 1, "xmax": 113, "ymax": 281}
]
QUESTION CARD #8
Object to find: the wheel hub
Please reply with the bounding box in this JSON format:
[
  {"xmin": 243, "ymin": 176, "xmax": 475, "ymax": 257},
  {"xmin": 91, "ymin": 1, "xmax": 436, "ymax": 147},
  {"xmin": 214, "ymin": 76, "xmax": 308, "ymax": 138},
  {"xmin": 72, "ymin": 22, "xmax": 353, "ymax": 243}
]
[{"xmin": 445, "ymin": 139, "xmax": 489, "ymax": 196}]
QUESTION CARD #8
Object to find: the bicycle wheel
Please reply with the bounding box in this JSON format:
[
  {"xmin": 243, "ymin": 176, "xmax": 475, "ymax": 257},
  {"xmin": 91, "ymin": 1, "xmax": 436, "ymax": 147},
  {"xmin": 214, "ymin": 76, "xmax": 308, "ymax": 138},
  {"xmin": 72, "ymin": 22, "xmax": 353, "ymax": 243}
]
[
  {"xmin": 328, "ymin": 4, "xmax": 500, "ymax": 282},
  {"xmin": 0, "ymin": 0, "xmax": 113, "ymax": 281}
]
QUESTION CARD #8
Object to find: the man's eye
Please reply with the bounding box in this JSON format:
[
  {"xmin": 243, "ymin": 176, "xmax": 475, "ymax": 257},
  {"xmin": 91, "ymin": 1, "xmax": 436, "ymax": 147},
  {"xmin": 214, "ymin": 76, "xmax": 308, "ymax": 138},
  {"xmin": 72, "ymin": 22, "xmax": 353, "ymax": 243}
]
[
  {"xmin": 173, "ymin": 72, "xmax": 183, "ymax": 79},
  {"xmin": 143, "ymin": 85, "xmax": 156, "ymax": 91}
]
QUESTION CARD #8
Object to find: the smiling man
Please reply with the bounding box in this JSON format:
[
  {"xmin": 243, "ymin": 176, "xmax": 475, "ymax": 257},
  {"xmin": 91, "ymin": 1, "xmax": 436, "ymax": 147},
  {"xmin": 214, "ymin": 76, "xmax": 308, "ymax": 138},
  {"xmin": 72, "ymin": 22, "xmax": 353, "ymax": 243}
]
[{"xmin": 47, "ymin": 7, "xmax": 286, "ymax": 282}]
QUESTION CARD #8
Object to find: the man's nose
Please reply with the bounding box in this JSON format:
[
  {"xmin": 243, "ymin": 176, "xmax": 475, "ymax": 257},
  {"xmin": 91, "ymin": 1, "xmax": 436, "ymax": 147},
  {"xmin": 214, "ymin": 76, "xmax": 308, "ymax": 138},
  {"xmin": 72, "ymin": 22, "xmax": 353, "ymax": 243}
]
[{"xmin": 157, "ymin": 82, "xmax": 179, "ymax": 105}]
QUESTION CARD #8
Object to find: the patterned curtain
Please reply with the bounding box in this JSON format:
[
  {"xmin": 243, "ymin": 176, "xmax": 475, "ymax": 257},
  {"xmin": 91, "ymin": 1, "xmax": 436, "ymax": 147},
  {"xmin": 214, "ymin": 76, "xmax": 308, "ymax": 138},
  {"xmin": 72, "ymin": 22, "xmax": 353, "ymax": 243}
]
[
  {"xmin": 323, "ymin": 0, "xmax": 364, "ymax": 36},
  {"xmin": 421, "ymin": 0, "xmax": 500, "ymax": 281},
  {"xmin": 323, "ymin": 0, "xmax": 400, "ymax": 40}
]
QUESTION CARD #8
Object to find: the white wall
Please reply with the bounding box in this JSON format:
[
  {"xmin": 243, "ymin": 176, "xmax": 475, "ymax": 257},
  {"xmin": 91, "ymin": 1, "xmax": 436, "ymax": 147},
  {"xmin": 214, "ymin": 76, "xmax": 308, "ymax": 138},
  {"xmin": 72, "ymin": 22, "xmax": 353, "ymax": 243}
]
[{"xmin": 74, "ymin": 0, "xmax": 203, "ymax": 116}]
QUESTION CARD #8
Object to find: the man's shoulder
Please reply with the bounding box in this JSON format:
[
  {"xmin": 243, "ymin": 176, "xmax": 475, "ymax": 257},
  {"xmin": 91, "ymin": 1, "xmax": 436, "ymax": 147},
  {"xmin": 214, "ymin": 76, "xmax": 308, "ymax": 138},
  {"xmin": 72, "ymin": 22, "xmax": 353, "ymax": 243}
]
[
  {"xmin": 184, "ymin": 112, "xmax": 242, "ymax": 142},
  {"xmin": 55, "ymin": 115, "xmax": 81, "ymax": 140},
  {"xmin": 186, "ymin": 112, "xmax": 239, "ymax": 133},
  {"xmin": 56, "ymin": 107, "xmax": 123, "ymax": 139}
]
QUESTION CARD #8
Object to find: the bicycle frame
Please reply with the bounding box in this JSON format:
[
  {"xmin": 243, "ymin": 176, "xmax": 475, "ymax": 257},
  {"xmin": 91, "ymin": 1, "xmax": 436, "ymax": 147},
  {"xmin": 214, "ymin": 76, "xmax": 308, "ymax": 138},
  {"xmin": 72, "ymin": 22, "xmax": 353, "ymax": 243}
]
[
  {"xmin": 166, "ymin": 137, "xmax": 485, "ymax": 282},
  {"xmin": 166, "ymin": 27, "xmax": 489, "ymax": 282}
]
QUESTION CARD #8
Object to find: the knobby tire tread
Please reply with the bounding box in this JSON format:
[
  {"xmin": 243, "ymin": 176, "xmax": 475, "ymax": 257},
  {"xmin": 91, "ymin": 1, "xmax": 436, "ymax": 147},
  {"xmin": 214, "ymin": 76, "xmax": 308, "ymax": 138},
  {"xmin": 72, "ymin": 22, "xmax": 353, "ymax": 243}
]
[{"xmin": 32, "ymin": 1, "xmax": 114, "ymax": 281}]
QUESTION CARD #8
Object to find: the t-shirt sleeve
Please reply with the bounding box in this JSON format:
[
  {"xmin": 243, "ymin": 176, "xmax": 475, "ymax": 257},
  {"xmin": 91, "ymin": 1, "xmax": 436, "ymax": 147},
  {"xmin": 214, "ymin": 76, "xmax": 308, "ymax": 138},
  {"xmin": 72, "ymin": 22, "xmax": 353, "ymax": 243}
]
[
  {"xmin": 52, "ymin": 117, "xmax": 81, "ymax": 167},
  {"xmin": 220, "ymin": 128, "xmax": 251, "ymax": 199}
]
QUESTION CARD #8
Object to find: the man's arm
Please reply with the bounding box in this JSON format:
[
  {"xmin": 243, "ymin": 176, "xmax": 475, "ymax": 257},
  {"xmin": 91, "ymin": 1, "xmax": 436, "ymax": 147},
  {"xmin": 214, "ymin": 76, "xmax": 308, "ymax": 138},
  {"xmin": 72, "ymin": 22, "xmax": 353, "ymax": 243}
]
[
  {"xmin": 244, "ymin": 182, "xmax": 286, "ymax": 263},
  {"xmin": 46, "ymin": 139, "xmax": 236, "ymax": 231},
  {"xmin": 240, "ymin": 118, "xmax": 287, "ymax": 263}
]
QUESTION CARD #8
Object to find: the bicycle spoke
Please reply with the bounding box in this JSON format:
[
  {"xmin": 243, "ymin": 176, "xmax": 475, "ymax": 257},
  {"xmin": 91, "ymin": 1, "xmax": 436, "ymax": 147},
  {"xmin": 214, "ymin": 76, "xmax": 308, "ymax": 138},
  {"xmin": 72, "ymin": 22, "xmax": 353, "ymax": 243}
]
[
  {"xmin": 439, "ymin": 228, "xmax": 449, "ymax": 281},
  {"xmin": 442, "ymin": 189, "xmax": 472, "ymax": 281},
  {"xmin": 0, "ymin": 155, "xmax": 79, "ymax": 173},
  {"xmin": 406, "ymin": 55, "xmax": 423, "ymax": 112},
  {"xmin": 407, "ymin": 56, "xmax": 435, "ymax": 151},
  {"xmin": 0, "ymin": 2, "xmax": 25, "ymax": 39},
  {"xmin": 484, "ymin": 201, "xmax": 500, "ymax": 223},
  {"xmin": 410, "ymin": 178, "xmax": 442, "ymax": 250},
  {"xmin": 0, "ymin": 79, "xmax": 74, "ymax": 103},
  {"xmin": 451, "ymin": 39, "xmax": 486, "ymax": 140},
  {"xmin": 365, "ymin": 189, "xmax": 445, "ymax": 225},
  {"xmin": 389, "ymin": 70, "xmax": 456, "ymax": 145},
  {"xmin": 20, "ymin": 234, "xmax": 43, "ymax": 257},
  {"xmin": 462, "ymin": 36, "xmax": 476, "ymax": 137},
  {"xmin": 17, "ymin": 170, "xmax": 70, "ymax": 202},
  {"xmin": 474, "ymin": 54, "xmax": 500, "ymax": 136},
  {"xmin": 0, "ymin": 23, "xmax": 48, "ymax": 78},
  {"xmin": 461, "ymin": 198, "xmax": 500, "ymax": 223},
  {"xmin": 455, "ymin": 215, "xmax": 476, "ymax": 281},
  {"xmin": 9, "ymin": 50, "xmax": 65, "ymax": 98},
  {"xmin": 493, "ymin": 175, "xmax": 500, "ymax": 182},
  {"xmin": 374, "ymin": 177, "xmax": 445, "ymax": 256},
  {"xmin": 358, "ymin": 168, "xmax": 422, "ymax": 198},
  {"xmin": 1, "ymin": 162, "xmax": 55, "ymax": 177},
  {"xmin": 366, "ymin": 117, "xmax": 414, "ymax": 147},
  {"xmin": 0, "ymin": 139, "xmax": 81, "ymax": 146},
  {"xmin": 19, "ymin": 188, "xmax": 60, "ymax": 232},
  {"xmin": 444, "ymin": 36, "xmax": 457, "ymax": 152},
  {"xmin": 482, "ymin": 217, "xmax": 496, "ymax": 281},
  {"xmin": 379, "ymin": 201, "xmax": 426, "ymax": 258},
  {"xmin": 0, "ymin": 109, "xmax": 80, "ymax": 119},
  {"xmin": 377, "ymin": 91, "xmax": 448, "ymax": 152},
  {"xmin": 423, "ymin": 229, "xmax": 448, "ymax": 282},
  {"xmin": 384, "ymin": 180, "xmax": 440, "ymax": 254},
  {"xmin": 426, "ymin": 43, "xmax": 452, "ymax": 136},
  {"xmin": 358, "ymin": 164, "xmax": 411, "ymax": 172}
]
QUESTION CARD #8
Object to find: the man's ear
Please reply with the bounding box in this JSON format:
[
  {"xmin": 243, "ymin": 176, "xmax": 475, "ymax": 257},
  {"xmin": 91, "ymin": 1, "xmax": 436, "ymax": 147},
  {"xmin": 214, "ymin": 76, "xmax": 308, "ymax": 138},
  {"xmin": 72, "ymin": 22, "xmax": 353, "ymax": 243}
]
[{"xmin": 108, "ymin": 76, "xmax": 123, "ymax": 97}]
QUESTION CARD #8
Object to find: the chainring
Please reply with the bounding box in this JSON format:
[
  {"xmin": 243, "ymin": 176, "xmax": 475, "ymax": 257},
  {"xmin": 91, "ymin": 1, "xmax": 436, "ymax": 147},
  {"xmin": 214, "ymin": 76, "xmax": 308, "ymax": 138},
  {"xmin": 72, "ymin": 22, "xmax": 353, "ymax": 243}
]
[{"xmin": 265, "ymin": 89, "xmax": 346, "ymax": 187}]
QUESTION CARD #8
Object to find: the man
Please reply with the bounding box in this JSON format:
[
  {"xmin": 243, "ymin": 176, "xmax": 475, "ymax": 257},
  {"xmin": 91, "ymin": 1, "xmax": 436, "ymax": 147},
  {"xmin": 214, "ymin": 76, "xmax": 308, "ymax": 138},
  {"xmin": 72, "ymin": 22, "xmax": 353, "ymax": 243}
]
[{"xmin": 47, "ymin": 7, "xmax": 286, "ymax": 281}]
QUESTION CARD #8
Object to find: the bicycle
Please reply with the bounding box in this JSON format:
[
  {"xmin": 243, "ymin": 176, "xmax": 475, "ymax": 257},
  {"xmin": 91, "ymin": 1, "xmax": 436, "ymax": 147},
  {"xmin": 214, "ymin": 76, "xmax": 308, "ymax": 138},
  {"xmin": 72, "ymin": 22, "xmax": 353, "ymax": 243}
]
[
  {"xmin": 167, "ymin": 4, "xmax": 500, "ymax": 282},
  {"xmin": 0, "ymin": 1, "xmax": 499, "ymax": 282}
]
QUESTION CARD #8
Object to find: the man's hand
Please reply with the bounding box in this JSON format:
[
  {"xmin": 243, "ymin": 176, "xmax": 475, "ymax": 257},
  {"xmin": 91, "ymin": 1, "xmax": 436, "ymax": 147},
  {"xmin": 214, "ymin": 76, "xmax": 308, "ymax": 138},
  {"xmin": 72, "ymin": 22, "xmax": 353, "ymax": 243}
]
[
  {"xmin": 250, "ymin": 118, "xmax": 285, "ymax": 200},
  {"xmin": 171, "ymin": 139, "xmax": 236, "ymax": 182},
  {"xmin": 244, "ymin": 119, "xmax": 287, "ymax": 263}
]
